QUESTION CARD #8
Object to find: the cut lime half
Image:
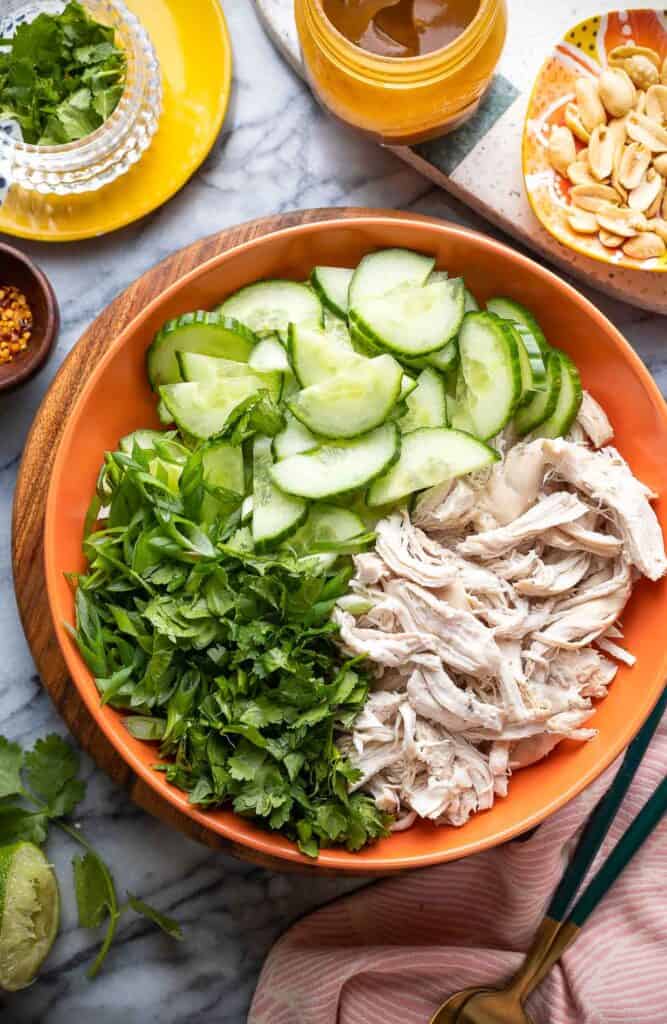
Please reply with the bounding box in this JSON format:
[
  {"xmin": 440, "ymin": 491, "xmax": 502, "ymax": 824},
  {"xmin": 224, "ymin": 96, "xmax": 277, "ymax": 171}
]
[{"xmin": 0, "ymin": 841, "xmax": 59, "ymax": 991}]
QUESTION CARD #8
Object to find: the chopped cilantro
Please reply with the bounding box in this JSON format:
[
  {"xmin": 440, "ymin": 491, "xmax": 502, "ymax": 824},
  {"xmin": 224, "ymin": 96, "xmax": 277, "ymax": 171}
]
[{"xmin": 0, "ymin": 1, "xmax": 126, "ymax": 145}]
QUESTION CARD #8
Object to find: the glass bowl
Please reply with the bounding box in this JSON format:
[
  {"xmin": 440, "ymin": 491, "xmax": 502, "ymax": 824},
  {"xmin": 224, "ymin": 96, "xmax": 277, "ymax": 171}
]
[{"xmin": 0, "ymin": 0, "xmax": 162, "ymax": 196}]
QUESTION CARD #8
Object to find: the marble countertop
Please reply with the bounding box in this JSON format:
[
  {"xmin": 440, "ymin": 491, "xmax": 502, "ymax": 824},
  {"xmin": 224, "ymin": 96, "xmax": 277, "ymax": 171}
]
[{"xmin": 1, "ymin": 3, "xmax": 666, "ymax": 1022}]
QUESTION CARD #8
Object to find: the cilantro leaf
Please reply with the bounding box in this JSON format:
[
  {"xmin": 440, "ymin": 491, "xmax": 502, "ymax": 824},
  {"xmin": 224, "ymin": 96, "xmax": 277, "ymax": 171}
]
[
  {"xmin": 0, "ymin": 805, "xmax": 49, "ymax": 845},
  {"xmin": 0, "ymin": 735, "xmax": 23, "ymax": 798},
  {"xmin": 73, "ymin": 851, "xmax": 116, "ymax": 929},
  {"xmin": 127, "ymin": 895, "xmax": 183, "ymax": 940},
  {"xmin": 24, "ymin": 734, "xmax": 86, "ymax": 817}
]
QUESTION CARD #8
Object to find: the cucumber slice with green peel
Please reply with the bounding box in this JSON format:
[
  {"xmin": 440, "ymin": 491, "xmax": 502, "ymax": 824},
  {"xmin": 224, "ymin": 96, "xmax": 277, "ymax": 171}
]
[
  {"xmin": 288, "ymin": 323, "xmax": 355, "ymax": 387},
  {"xmin": 323, "ymin": 311, "xmax": 353, "ymax": 347},
  {"xmin": 368, "ymin": 427, "xmax": 499, "ymax": 507},
  {"xmin": 350, "ymin": 278, "xmax": 465, "ymax": 357},
  {"xmin": 270, "ymin": 422, "xmax": 400, "ymax": 499},
  {"xmin": 512, "ymin": 322, "xmax": 547, "ymax": 392},
  {"xmin": 288, "ymin": 354, "xmax": 401, "ymax": 438},
  {"xmin": 446, "ymin": 394, "xmax": 476, "ymax": 434},
  {"xmin": 348, "ymin": 248, "xmax": 435, "ymax": 308},
  {"xmin": 399, "ymin": 374, "xmax": 418, "ymax": 401},
  {"xmin": 252, "ymin": 436, "xmax": 308, "ymax": 551},
  {"xmin": 159, "ymin": 377, "xmax": 265, "ymax": 440},
  {"xmin": 272, "ymin": 411, "xmax": 318, "ymax": 459},
  {"xmin": 349, "ymin": 318, "xmax": 382, "ymax": 356},
  {"xmin": 0, "ymin": 841, "xmax": 59, "ymax": 992},
  {"xmin": 310, "ymin": 266, "xmax": 353, "ymax": 319},
  {"xmin": 248, "ymin": 334, "xmax": 290, "ymax": 373},
  {"xmin": 532, "ymin": 351, "xmax": 582, "ymax": 439},
  {"xmin": 500, "ymin": 321, "xmax": 537, "ymax": 406},
  {"xmin": 147, "ymin": 312, "xmax": 255, "ymax": 390},
  {"xmin": 486, "ymin": 297, "xmax": 548, "ymax": 352},
  {"xmin": 427, "ymin": 270, "xmax": 449, "ymax": 284},
  {"xmin": 400, "ymin": 368, "xmax": 447, "ymax": 433},
  {"xmin": 241, "ymin": 494, "xmax": 254, "ymax": 524},
  {"xmin": 457, "ymin": 312, "xmax": 522, "ymax": 440},
  {"xmin": 288, "ymin": 353, "xmax": 403, "ymax": 438},
  {"xmin": 218, "ymin": 280, "xmax": 323, "ymax": 336},
  {"xmin": 426, "ymin": 339, "xmax": 458, "ymax": 373},
  {"xmin": 201, "ymin": 440, "xmax": 245, "ymax": 495},
  {"xmin": 288, "ymin": 503, "xmax": 366, "ymax": 553},
  {"xmin": 157, "ymin": 398, "xmax": 173, "ymax": 425},
  {"xmin": 177, "ymin": 352, "xmax": 282, "ymax": 401},
  {"xmin": 464, "ymin": 288, "xmax": 480, "ymax": 312},
  {"xmin": 514, "ymin": 350, "xmax": 562, "ymax": 436}
]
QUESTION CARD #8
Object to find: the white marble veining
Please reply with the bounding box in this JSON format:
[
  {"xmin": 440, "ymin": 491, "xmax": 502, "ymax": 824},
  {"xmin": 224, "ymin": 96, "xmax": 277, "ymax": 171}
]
[{"xmin": 0, "ymin": 3, "xmax": 665, "ymax": 1022}]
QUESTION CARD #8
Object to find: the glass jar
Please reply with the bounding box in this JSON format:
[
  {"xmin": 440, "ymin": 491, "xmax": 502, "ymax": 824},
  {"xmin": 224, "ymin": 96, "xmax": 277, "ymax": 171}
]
[
  {"xmin": 295, "ymin": 0, "xmax": 507, "ymax": 145},
  {"xmin": 0, "ymin": 0, "xmax": 161, "ymax": 196}
]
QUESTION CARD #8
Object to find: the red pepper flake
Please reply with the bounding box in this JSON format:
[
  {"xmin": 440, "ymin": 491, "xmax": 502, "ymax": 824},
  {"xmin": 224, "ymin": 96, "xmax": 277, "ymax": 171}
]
[{"xmin": 0, "ymin": 285, "xmax": 33, "ymax": 365}]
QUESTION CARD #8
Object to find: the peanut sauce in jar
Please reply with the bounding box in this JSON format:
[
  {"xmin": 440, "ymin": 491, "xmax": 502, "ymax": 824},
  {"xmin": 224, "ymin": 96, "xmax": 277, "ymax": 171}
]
[{"xmin": 321, "ymin": 0, "xmax": 480, "ymax": 58}]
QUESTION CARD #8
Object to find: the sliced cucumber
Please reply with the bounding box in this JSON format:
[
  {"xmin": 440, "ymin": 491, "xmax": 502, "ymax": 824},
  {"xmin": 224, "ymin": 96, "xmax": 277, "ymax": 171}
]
[
  {"xmin": 426, "ymin": 340, "xmax": 458, "ymax": 373},
  {"xmin": 270, "ymin": 422, "xmax": 399, "ymax": 499},
  {"xmin": 272, "ymin": 411, "xmax": 318, "ymax": 459},
  {"xmin": 177, "ymin": 352, "xmax": 282, "ymax": 401},
  {"xmin": 428, "ymin": 270, "xmax": 449, "ymax": 284},
  {"xmin": 147, "ymin": 312, "xmax": 255, "ymax": 390},
  {"xmin": 400, "ymin": 368, "xmax": 447, "ymax": 433},
  {"xmin": 241, "ymin": 495, "xmax": 254, "ymax": 524},
  {"xmin": 399, "ymin": 374, "xmax": 418, "ymax": 401},
  {"xmin": 218, "ymin": 280, "xmax": 323, "ymax": 336},
  {"xmin": 350, "ymin": 278, "xmax": 464, "ymax": 357},
  {"xmin": 310, "ymin": 267, "xmax": 353, "ymax": 319},
  {"xmin": 248, "ymin": 334, "xmax": 290, "ymax": 373},
  {"xmin": 503, "ymin": 322, "xmax": 536, "ymax": 405},
  {"xmin": 324, "ymin": 311, "xmax": 353, "ymax": 347},
  {"xmin": 288, "ymin": 354, "xmax": 403, "ymax": 438},
  {"xmin": 252, "ymin": 436, "xmax": 307, "ymax": 551},
  {"xmin": 486, "ymin": 297, "xmax": 548, "ymax": 353},
  {"xmin": 464, "ymin": 288, "xmax": 480, "ymax": 312},
  {"xmin": 201, "ymin": 440, "xmax": 245, "ymax": 495},
  {"xmin": 446, "ymin": 393, "xmax": 476, "ymax": 434},
  {"xmin": 514, "ymin": 350, "xmax": 562, "ymax": 436},
  {"xmin": 457, "ymin": 312, "xmax": 522, "ymax": 440},
  {"xmin": 348, "ymin": 248, "xmax": 435, "ymax": 308},
  {"xmin": 288, "ymin": 323, "xmax": 355, "ymax": 388},
  {"xmin": 288, "ymin": 504, "xmax": 365, "ymax": 553},
  {"xmin": 157, "ymin": 399, "xmax": 173, "ymax": 425},
  {"xmin": 533, "ymin": 351, "xmax": 582, "ymax": 439},
  {"xmin": 159, "ymin": 378, "xmax": 264, "ymax": 440},
  {"xmin": 367, "ymin": 427, "xmax": 498, "ymax": 507}
]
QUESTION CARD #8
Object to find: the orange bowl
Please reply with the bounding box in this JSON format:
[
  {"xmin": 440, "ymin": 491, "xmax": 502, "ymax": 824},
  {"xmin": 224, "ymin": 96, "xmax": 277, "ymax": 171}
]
[{"xmin": 44, "ymin": 216, "xmax": 667, "ymax": 872}]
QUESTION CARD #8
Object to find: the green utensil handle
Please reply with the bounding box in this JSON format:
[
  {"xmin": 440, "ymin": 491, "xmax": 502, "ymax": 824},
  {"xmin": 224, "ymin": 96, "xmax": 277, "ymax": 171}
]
[
  {"xmin": 568, "ymin": 774, "xmax": 667, "ymax": 926},
  {"xmin": 547, "ymin": 686, "xmax": 667, "ymax": 921}
]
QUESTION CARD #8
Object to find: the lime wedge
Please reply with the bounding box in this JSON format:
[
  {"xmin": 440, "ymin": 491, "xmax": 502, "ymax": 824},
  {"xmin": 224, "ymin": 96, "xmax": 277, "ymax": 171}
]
[{"xmin": 0, "ymin": 842, "xmax": 59, "ymax": 991}]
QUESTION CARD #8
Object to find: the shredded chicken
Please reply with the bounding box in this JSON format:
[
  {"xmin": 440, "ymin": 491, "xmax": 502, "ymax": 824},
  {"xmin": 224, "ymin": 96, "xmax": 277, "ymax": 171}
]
[{"xmin": 338, "ymin": 421, "xmax": 665, "ymax": 830}]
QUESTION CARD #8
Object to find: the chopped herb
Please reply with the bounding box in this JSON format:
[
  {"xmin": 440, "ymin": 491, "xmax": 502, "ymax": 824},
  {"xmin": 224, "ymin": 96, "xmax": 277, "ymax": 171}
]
[
  {"xmin": 71, "ymin": 432, "xmax": 389, "ymax": 857},
  {"xmin": 0, "ymin": 1, "xmax": 126, "ymax": 145}
]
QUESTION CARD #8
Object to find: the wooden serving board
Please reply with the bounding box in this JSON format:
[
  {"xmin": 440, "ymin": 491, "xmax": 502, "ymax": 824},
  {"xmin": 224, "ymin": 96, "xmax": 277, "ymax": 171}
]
[{"xmin": 11, "ymin": 206, "xmax": 435, "ymax": 873}]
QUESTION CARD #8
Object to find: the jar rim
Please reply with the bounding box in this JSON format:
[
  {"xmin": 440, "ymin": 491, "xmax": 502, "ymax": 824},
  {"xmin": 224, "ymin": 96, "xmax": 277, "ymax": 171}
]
[{"xmin": 307, "ymin": 0, "xmax": 498, "ymax": 80}]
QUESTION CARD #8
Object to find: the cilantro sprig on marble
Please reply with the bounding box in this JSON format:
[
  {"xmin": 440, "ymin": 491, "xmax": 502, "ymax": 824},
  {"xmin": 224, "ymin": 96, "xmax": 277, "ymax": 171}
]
[
  {"xmin": 0, "ymin": 733, "xmax": 181, "ymax": 978},
  {"xmin": 70, "ymin": 434, "xmax": 389, "ymax": 857},
  {"xmin": 0, "ymin": 1, "xmax": 126, "ymax": 145}
]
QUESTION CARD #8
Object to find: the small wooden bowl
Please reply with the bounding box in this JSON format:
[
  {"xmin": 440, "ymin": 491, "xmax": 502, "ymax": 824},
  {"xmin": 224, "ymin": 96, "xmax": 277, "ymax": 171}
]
[{"xmin": 0, "ymin": 242, "xmax": 59, "ymax": 394}]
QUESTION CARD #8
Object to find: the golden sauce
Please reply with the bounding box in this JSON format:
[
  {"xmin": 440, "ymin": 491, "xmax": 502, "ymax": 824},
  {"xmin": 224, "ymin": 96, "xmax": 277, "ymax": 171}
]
[{"xmin": 321, "ymin": 0, "xmax": 480, "ymax": 58}]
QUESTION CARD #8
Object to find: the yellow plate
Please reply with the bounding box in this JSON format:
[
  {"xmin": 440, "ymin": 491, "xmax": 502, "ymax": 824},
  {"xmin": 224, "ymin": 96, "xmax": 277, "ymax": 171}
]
[
  {"xmin": 523, "ymin": 9, "xmax": 667, "ymax": 272},
  {"xmin": 0, "ymin": 0, "xmax": 232, "ymax": 242}
]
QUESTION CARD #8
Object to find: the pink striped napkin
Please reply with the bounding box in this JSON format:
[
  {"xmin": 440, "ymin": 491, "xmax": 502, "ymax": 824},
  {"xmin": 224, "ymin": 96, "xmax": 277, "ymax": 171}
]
[{"xmin": 250, "ymin": 720, "xmax": 667, "ymax": 1024}]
